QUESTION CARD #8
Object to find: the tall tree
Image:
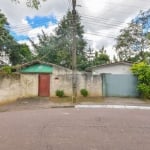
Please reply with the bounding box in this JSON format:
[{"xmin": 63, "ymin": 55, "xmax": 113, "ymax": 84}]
[
  {"xmin": 0, "ymin": 10, "xmax": 16, "ymax": 63},
  {"xmin": 55, "ymin": 11, "xmax": 87, "ymax": 69},
  {"xmin": 0, "ymin": 10, "xmax": 33, "ymax": 65},
  {"xmin": 31, "ymin": 11, "xmax": 87, "ymax": 70},
  {"xmin": 115, "ymin": 22, "xmax": 150, "ymax": 62},
  {"xmin": 115, "ymin": 9, "xmax": 150, "ymax": 63},
  {"xmin": 30, "ymin": 31, "xmax": 58, "ymax": 64},
  {"xmin": 135, "ymin": 9, "xmax": 150, "ymax": 33}
]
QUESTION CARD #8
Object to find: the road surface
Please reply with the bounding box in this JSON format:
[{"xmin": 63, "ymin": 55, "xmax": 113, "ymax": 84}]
[{"xmin": 0, "ymin": 108, "xmax": 150, "ymax": 150}]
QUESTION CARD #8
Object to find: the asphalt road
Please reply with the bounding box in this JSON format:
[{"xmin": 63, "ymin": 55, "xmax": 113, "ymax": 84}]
[{"xmin": 0, "ymin": 108, "xmax": 150, "ymax": 150}]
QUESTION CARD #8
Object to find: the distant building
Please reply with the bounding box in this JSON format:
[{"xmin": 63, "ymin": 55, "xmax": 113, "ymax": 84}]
[
  {"xmin": 86, "ymin": 62, "xmax": 132, "ymax": 75},
  {"xmin": 0, "ymin": 60, "xmax": 7, "ymax": 67},
  {"xmin": 0, "ymin": 51, "xmax": 9, "ymax": 66}
]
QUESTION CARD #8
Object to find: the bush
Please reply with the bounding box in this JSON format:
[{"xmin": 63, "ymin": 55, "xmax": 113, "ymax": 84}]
[
  {"xmin": 56, "ymin": 90, "xmax": 64, "ymax": 97},
  {"xmin": 1, "ymin": 66, "xmax": 12, "ymax": 74},
  {"xmin": 131, "ymin": 62, "xmax": 150, "ymax": 99},
  {"xmin": 80, "ymin": 89, "xmax": 88, "ymax": 97}
]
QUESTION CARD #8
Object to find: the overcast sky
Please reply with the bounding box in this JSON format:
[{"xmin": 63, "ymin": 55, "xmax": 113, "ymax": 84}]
[{"xmin": 1, "ymin": 0, "xmax": 150, "ymax": 58}]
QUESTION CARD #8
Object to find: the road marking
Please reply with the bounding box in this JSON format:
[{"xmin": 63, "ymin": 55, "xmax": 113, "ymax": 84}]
[{"xmin": 75, "ymin": 105, "xmax": 150, "ymax": 110}]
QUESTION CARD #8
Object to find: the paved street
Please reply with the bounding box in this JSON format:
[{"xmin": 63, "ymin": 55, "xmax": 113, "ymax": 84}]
[{"xmin": 0, "ymin": 108, "xmax": 150, "ymax": 150}]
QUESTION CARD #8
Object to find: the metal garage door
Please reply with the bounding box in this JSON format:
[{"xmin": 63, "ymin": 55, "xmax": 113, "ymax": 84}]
[{"xmin": 102, "ymin": 74, "xmax": 139, "ymax": 97}]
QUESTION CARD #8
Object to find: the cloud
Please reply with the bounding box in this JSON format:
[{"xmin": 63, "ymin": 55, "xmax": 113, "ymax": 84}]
[
  {"xmin": 78, "ymin": 0, "xmax": 150, "ymax": 55},
  {"xmin": 17, "ymin": 22, "xmax": 57, "ymax": 50},
  {"xmin": 28, "ymin": 23, "xmax": 57, "ymax": 40},
  {"xmin": 1, "ymin": 0, "xmax": 150, "ymax": 59},
  {"xmin": 0, "ymin": 0, "xmax": 67, "ymax": 24},
  {"xmin": 8, "ymin": 13, "xmax": 58, "ymax": 45}
]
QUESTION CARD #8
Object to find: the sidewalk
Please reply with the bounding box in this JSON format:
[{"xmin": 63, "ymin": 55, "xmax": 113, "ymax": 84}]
[
  {"xmin": 97, "ymin": 97, "xmax": 150, "ymax": 106},
  {"xmin": 0, "ymin": 97, "xmax": 150, "ymax": 112},
  {"xmin": 76, "ymin": 97, "xmax": 150, "ymax": 110}
]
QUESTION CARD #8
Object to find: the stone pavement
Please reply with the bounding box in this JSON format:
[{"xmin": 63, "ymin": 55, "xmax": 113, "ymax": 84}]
[{"xmin": 0, "ymin": 97, "xmax": 150, "ymax": 112}]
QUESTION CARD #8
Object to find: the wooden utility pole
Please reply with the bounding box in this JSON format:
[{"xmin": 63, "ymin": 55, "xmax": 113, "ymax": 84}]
[{"xmin": 72, "ymin": 0, "xmax": 77, "ymax": 103}]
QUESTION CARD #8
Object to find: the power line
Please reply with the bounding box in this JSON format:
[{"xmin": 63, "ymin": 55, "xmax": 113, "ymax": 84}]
[
  {"xmin": 85, "ymin": 32, "xmax": 115, "ymax": 39},
  {"xmin": 80, "ymin": 14, "xmax": 124, "ymax": 24},
  {"xmin": 81, "ymin": 19, "xmax": 125, "ymax": 28},
  {"xmin": 6, "ymin": 13, "xmax": 128, "ymax": 35},
  {"xmin": 78, "ymin": 0, "xmax": 150, "ymax": 10},
  {"xmin": 6, "ymin": 17, "xmax": 125, "ymax": 35}
]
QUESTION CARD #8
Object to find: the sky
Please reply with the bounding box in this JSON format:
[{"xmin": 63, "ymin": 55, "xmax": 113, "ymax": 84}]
[{"xmin": 1, "ymin": 0, "xmax": 150, "ymax": 59}]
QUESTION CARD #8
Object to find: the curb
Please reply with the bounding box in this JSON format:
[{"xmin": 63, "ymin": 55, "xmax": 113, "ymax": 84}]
[
  {"xmin": 75, "ymin": 105, "xmax": 150, "ymax": 110},
  {"xmin": 50, "ymin": 105, "xmax": 75, "ymax": 108}
]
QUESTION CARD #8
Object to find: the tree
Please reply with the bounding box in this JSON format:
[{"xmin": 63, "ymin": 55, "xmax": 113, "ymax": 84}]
[
  {"xmin": 11, "ymin": 0, "xmax": 46, "ymax": 9},
  {"xmin": 0, "ymin": 10, "xmax": 33, "ymax": 65},
  {"xmin": 115, "ymin": 9, "xmax": 150, "ymax": 63},
  {"xmin": 31, "ymin": 11, "xmax": 88, "ymax": 70},
  {"xmin": 30, "ymin": 31, "xmax": 59, "ymax": 64},
  {"xmin": 55, "ymin": 11, "xmax": 87, "ymax": 70},
  {"xmin": 0, "ymin": 10, "xmax": 16, "ymax": 63},
  {"xmin": 10, "ymin": 44, "xmax": 33, "ymax": 65},
  {"xmin": 135, "ymin": 9, "xmax": 150, "ymax": 33},
  {"xmin": 92, "ymin": 47, "xmax": 110, "ymax": 65},
  {"xmin": 115, "ymin": 22, "xmax": 150, "ymax": 62}
]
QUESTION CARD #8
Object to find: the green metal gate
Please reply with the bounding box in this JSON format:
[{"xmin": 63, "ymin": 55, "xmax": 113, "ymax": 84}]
[{"xmin": 102, "ymin": 74, "xmax": 139, "ymax": 97}]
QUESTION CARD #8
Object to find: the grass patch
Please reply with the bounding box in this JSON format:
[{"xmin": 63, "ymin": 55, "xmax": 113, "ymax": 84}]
[
  {"xmin": 50, "ymin": 97, "xmax": 72, "ymax": 103},
  {"xmin": 50, "ymin": 96, "xmax": 104, "ymax": 103}
]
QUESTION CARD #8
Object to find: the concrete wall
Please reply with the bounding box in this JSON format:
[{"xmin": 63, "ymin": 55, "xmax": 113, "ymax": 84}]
[
  {"xmin": 92, "ymin": 64, "xmax": 131, "ymax": 74},
  {"xmin": 0, "ymin": 68, "xmax": 102, "ymax": 104},
  {"xmin": 0, "ymin": 74, "xmax": 39, "ymax": 104},
  {"xmin": 0, "ymin": 74, "xmax": 21, "ymax": 104},
  {"xmin": 50, "ymin": 72, "xmax": 102, "ymax": 97},
  {"xmin": 21, "ymin": 74, "xmax": 39, "ymax": 97}
]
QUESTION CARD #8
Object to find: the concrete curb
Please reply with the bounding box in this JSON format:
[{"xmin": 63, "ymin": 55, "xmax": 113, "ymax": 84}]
[
  {"xmin": 75, "ymin": 105, "xmax": 150, "ymax": 110},
  {"xmin": 50, "ymin": 105, "xmax": 75, "ymax": 108}
]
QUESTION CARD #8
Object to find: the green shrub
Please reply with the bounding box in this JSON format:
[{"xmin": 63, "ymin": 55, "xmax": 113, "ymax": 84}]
[
  {"xmin": 131, "ymin": 62, "xmax": 150, "ymax": 99},
  {"xmin": 1, "ymin": 66, "xmax": 12, "ymax": 74},
  {"xmin": 80, "ymin": 89, "xmax": 88, "ymax": 97},
  {"xmin": 56, "ymin": 90, "xmax": 64, "ymax": 97}
]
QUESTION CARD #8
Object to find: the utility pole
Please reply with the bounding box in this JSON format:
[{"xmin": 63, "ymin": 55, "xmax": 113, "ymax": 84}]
[{"xmin": 72, "ymin": 0, "xmax": 77, "ymax": 103}]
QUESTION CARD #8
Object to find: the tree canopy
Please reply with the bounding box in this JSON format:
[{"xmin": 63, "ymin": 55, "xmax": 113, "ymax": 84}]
[
  {"xmin": 0, "ymin": 10, "xmax": 33, "ymax": 65},
  {"xmin": 31, "ymin": 11, "xmax": 88, "ymax": 70},
  {"xmin": 115, "ymin": 10, "xmax": 150, "ymax": 63},
  {"xmin": 11, "ymin": 0, "xmax": 47, "ymax": 9},
  {"xmin": 92, "ymin": 47, "xmax": 110, "ymax": 65}
]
